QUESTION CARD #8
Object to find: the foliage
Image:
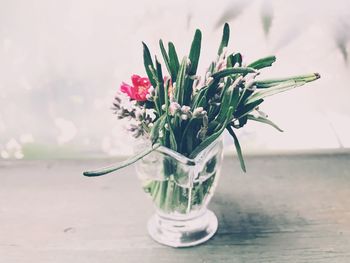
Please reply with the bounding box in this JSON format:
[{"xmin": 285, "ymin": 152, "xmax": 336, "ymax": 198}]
[{"xmin": 84, "ymin": 23, "xmax": 320, "ymax": 177}]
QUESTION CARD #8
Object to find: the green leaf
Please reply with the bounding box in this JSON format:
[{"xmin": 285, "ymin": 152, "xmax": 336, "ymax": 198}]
[
  {"xmin": 230, "ymin": 85, "xmax": 240, "ymax": 112},
  {"xmin": 182, "ymin": 29, "xmax": 202, "ymax": 105},
  {"xmin": 189, "ymin": 29, "xmax": 202, "ymax": 76},
  {"xmin": 236, "ymin": 87, "xmax": 254, "ymax": 109},
  {"xmin": 142, "ymin": 42, "xmax": 157, "ymax": 88},
  {"xmin": 255, "ymin": 73, "xmax": 320, "ymax": 89},
  {"xmin": 150, "ymin": 114, "xmax": 166, "ymax": 144},
  {"xmin": 155, "ymin": 57, "xmax": 165, "ymax": 107},
  {"xmin": 180, "ymin": 118, "xmax": 201, "ymax": 154},
  {"xmin": 246, "ymin": 79, "xmax": 308, "ymax": 104},
  {"xmin": 168, "ymin": 42, "xmax": 180, "ymax": 81},
  {"xmin": 192, "ymin": 87, "xmax": 207, "ymax": 109},
  {"xmin": 227, "ymin": 53, "xmax": 242, "ymax": 67},
  {"xmin": 83, "ymin": 144, "xmax": 161, "ymax": 177},
  {"xmin": 175, "ymin": 57, "xmax": 188, "ymax": 105},
  {"xmin": 159, "ymin": 40, "xmax": 175, "ymax": 80},
  {"xmin": 238, "ymin": 115, "xmax": 248, "ymax": 128},
  {"xmin": 226, "ymin": 125, "xmax": 246, "ymax": 172},
  {"xmin": 164, "ymin": 80, "xmax": 177, "ymax": 151},
  {"xmin": 197, "ymin": 94, "xmax": 207, "ymax": 108},
  {"xmin": 235, "ymin": 99, "xmax": 264, "ymax": 118},
  {"xmin": 216, "ymin": 79, "xmax": 240, "ymax": 124},
  {"xmin": 248, "ymin": 56, "xmax": 276, "ymax": 70},
  {"xmin": 247, "ymin": 114, "xmax": 284, "ymax": 132},
  {"xmin": 189, "ymin": 106, "xmax": 234, "ymax": 159},
  {"xmin": 212, "ymin": 67, "xmax": 257, "ymax": 79},
  {"xmin": 218, "ymin": 23, "xmax": 230, "ymax": 55}
]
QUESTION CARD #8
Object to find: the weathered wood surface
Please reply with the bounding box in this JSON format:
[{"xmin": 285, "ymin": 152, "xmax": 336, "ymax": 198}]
[{"xmin": 1, "ymin": 153, "xmax": 350, "ymax": 262}]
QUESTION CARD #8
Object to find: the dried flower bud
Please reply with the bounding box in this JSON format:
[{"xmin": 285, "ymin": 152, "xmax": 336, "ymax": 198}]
[{"xmin": 203, "ymin": 114, "xmax": 208, "ymax": 127}]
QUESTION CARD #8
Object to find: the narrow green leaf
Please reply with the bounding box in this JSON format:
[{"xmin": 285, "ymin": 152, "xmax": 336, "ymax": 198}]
[
  {"xmin": 150, "ymin": 114, "xmax": 166, "ymax": 144},
  {"xmin": 155, "ymin": 57, "xmax": 165, "ymax": 107},
  {"xmin": 189, "ymin": 106, "xmax": 234, "ymax": 159},
  {"xmin": 175, "ymin": 57, "xmax": 188, "ymax": 105},
  {"xmin": 197, "ymin": 94, "xmax": 207, "ymax": 108},
  {"xmin": 192, "ymin": 87, "xmax": 207, "ymax": 109},
  {"xmin": 168, "ymin": 42, "xmax": 180, "ymax": 80},
  {"xmin": 238, "ymin": 115, "xmax": 248, "ymax": 128},
  {"xmin": 216, "ymin": 80, "xmax": 234, "ymax": 123},
  {"xmin": 189, "ymin": 29, "xmax": 202, "ymax": 76},
  {"xmin": 255, "ymin": 73, "xmax": 320, "ymax": 88},
  {"xmin": 180, "ymin": 118, "xmax": 201, "ymax": 154},
  {"xmin": 142, "ymin": 42, "xmax": 157, "ymax": 88},
  {"xmin": 246, "ymin": 80, "xmax": 306, "ymax": 104},
  {"xmin": 164, "ymin": 80, "xmax": 177, "ymax": 151},
  {"xmin": 235, "ymin": 99, "xmax": 264, "ymax": 118},
  {"xmin": 212, "ymin": 67, "xmax": 257, "ymax": 79},
  {"xmin": 83, "ymin": 144, "xmax": 161, "ymax": 177},
  {"xmin": 218, "ymin": 23, "xmax": 230, "ymax": 55},
  {"xmin": 159, "ymin": 40, "xmax": 175, "ymax": 80},
  {"xmin": 247, "ymin": 114, "xmax": 284, "ymax": 132},
  {"xmin": 226, "ymin": 125, "xmax": 246, "ymax": 172},
  {"xmin": 230, "ymin": 86, "xmax": 240, "ymax": 112},
  {"xmin": 248, "ymin": 56, "xmax": 276, "ymax": 70},
  {"xmin": 227, "ymin": 53, "xmax": 242, "ymax": 67}
]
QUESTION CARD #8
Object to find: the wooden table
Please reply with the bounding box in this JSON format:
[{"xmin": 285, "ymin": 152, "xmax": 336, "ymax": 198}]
[{"xmin": 1, "ymin": 153, "xmax": 350, "ymax": 262}]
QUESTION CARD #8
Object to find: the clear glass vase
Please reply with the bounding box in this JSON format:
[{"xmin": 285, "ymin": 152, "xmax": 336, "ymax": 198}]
[{"xmin": 135, "ymin": 136, "xmax": 224, "ymax": 247}]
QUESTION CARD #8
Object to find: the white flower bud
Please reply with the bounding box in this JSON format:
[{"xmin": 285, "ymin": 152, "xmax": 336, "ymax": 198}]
[
  {"xmin": 206, "ymin": 77, "xmax": 214, "ymax": 86},
  {"xmin": 193, "ymin": 107, "xmax": 204, "ymax": 117},
  {"xmin": 233, "ymin": 62, "xmax": 240, "ymax": 68},
  {"xmin": 181, "ymin": 114, "xmax": 188, "ymax": 120},
  {"xmin": 205, "ymin": 72, "xmax": 212, "ymax": 80},
  {"xmin": 169, "ymin": 102, "xmax": 181, "ymax": 116},
  {"xmin": 181, "ymin": 105, "xmax": 191, "ymax": 113},
  {"xmin": 245, "ymin": 80, "xmax": 256, "ymax": 91},
  {"xmin": 186, "ymin": 58, "xmax": 191, "ymax": 67},
  {"xmin": 146, "ymin": 94, "xmax": 152, "ymax": 101}
]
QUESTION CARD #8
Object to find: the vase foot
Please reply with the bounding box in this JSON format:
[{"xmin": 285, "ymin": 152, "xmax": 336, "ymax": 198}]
[{"xmin": 147, "ymin": 209, "xmax": 218, "ymax": 248}]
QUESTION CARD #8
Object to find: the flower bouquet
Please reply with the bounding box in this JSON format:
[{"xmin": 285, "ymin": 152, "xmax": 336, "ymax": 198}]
[{"xmin": 84, "ymin": 23, "xmax": 320, "ymax": 247}]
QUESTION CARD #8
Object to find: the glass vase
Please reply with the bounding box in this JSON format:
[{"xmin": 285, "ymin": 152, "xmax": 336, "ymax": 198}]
[{"xmin": 135, "ymin": 137, "xmax": 224, "ymax": 247}]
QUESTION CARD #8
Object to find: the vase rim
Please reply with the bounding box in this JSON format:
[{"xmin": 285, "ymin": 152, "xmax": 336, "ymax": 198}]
[{"xmin": 155, "ymin": 135, "xmax": 223, "ymax": 166}]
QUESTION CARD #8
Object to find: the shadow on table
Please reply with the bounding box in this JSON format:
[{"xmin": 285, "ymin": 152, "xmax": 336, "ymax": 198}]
[{"xmin": 208, "ymin": 193, "xmax": 308, "ymax": 244}]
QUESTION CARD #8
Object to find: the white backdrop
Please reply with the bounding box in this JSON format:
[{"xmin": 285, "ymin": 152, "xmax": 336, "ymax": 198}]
[{"xmin": 0, "ymin": 0, "xmax": 349, "ymax": 159}]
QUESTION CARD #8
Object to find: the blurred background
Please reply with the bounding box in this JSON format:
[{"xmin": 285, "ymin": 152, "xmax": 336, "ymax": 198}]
[{"xmin": 0, "ymin": 0, "xmax": 349, "ymax": 159}]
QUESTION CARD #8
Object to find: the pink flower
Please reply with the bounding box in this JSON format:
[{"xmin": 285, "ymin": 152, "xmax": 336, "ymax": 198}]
[{"xmin": 120, "ymin": 75, "xmax": 151, "ymax": 101}]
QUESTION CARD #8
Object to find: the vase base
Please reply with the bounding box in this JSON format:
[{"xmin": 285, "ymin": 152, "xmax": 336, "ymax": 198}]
[{"xmin": 147, "ymin": 209, "xmax": 218, "ymax": 248}]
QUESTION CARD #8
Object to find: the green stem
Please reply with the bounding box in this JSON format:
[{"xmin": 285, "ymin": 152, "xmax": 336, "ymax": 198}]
[{"xmin": 83, "ymin": 144, "xmax": 160, "ymax": 177}]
